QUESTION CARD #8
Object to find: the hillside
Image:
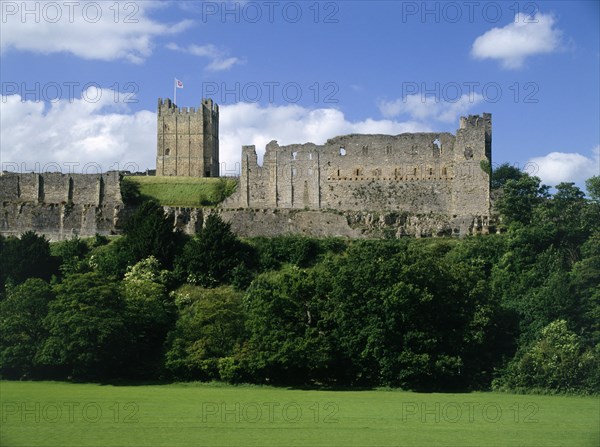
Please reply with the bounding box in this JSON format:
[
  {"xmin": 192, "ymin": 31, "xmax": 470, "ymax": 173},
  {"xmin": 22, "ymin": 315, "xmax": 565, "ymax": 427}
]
[{"xmin": 121, "ymin": 176, "xmax": 237, "ymax": 207}]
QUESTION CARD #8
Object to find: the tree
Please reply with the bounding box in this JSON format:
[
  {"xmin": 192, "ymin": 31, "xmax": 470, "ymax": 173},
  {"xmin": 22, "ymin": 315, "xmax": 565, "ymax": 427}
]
[
  {"xmin": 174, "ymin": 214, "xmax": 253, "ymax": 287},
  {"xmin": 491, "ymin": 163, "xmax": 525, "ymax": 189},
  {"xmin": 321, "ymin": 240, "xmax": 411, "ymax": 386},
  {"xmin": 544, "ymin": 182, "xmax": 586, "ymax": 228},
  {"xmin": 569, "ymin": 233, "xmax": 600, "ymax": 346},
  {"xmin": 120, "ymin": 177, "xmax": 144, "ymax": 205},
  {"xmin": 51, "ymin": 237, "xmax": 90, "ymax": 276},
  {"xmin": 0, "ymin": 278, "xmax": 54, "ymax": 378},
  {"xmin": 585, "ymin": 175, "xmax": 600, "ymax": 203},
  {"xmin": 316, "ymin": 239, "xmax": 511, "ymax": 390},
  {"xmin": 121, "ymin": 256, "xmax": 175, "ymax": 378},
  {"xmin": 123, "ymin": 200, "xmax": 179, "ymax": 267},
  {"xmin": 38, "ymin": 272, "xmax": 126, "ymax": 379},
  {"xmin": 495, "ymin": 320, "xmax": 600, "ymax": 394},
  {"xmin": 496, "ymin": 175, "xmax": 549, "ymax": 226},
  {"xmin": 87, "ymin": 237, "xmax": 134, "ymax": 278},
  {"xmin": 165, "ymin": 285, "xmax": 246, "ymax": 380},
  {"xmin": 242, "ymin": 267, "xmax": 333, "ymax": 385},
  {"xmin": 536, "ymin": 182, "xmax": 589, "ymax": 260},
  {"xmin": 252, "ymin": 236, "xmax": 322, "ymax": 270},
  {"xmin": 0, "ymin": 231, "xmax": 57, "ymax": 290}
]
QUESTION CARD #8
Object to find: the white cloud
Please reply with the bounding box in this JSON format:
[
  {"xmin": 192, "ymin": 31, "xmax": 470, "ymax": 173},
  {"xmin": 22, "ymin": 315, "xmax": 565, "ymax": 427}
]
[
  {"xmin": 1, "ymin": 97, "xmax": 428, "ymax": 175},
  {"xmin": 0, "ymin": 90, "xmax": 156, "ymax": 172},
  {"xmin": 378, "ymin": 93, "xmax": 484, "ymax": 123},
  {"xmin": 0, "ymin": 2, "xmax": 191, "ymax": 63},
  {"xmin": 4, "ymin": 93, "xmax": 595, "ymax": 188},
  {"xmin": 166, "ymin": 43, "xmax": 242, "ymax": 72},
  {"xmin": 527, "ymin": 146, "xmax": 600, "ymax": 186},
  {"xmin": 218, "ymin": 103, "xmax": 429, "ymax": 172},
  {"xmin": 471, "ymin": 12, "xmax": 562, "ymax": 69}
]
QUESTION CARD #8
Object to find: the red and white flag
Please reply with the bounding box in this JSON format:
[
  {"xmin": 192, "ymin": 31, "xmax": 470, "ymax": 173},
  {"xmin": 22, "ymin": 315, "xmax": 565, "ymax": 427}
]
[{"xmin": 175, "ymin": 79, "xmax": 184, "ymax": 89}]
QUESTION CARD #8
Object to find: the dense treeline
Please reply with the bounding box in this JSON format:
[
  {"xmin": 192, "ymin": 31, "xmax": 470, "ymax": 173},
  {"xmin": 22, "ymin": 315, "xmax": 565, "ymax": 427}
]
[{"xmin": 1, "ymin": 170, "xmax": 598, "ymax": 394}]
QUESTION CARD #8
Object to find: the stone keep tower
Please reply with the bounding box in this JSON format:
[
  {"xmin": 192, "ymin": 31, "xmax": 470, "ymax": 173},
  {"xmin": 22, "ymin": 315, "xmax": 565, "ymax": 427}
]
[{"xmin": 156, "ymin": 98, "xmax": 219, "ymax": 177}]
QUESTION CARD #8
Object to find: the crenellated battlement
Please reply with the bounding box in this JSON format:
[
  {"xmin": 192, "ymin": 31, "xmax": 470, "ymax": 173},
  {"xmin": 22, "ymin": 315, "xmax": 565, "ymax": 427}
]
[
  {"xmin": 157, "ymin": 97, "xmax": 174, "ymax": 112},
  {"xmin": 158, "ymin": 98, "xmax": 203, "ymax": 115}
]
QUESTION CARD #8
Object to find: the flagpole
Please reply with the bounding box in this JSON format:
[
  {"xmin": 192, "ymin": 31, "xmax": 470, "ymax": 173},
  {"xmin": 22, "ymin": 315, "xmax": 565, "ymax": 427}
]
[{"xmin": 173, "ymin": 78, "xmax": 176, "ymax": 105}]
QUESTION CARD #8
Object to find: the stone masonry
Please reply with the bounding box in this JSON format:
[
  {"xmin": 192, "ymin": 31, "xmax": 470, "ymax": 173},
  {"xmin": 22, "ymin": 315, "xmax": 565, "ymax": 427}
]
[
  {"xmin": 222, "ymin": 114, "xmax": 492, "ymax": 228},
  {"xmin": 0, "ymin": 172, "xmax": 124, "ymax": 240},
  {"xmin": 156, "ymin": 98, "xmax": 219, "ymax": 177}
]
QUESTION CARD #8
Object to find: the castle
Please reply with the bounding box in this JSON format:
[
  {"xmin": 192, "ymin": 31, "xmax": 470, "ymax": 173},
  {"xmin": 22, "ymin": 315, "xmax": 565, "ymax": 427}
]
[{"xmin": 0, "ymin": 97, "xmax": 493, "ymax": 240}]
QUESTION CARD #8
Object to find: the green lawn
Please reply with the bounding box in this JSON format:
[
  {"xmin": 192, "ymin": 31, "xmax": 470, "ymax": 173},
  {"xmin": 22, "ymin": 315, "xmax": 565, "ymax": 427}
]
[
  {"xmin": 122, "ymin": 176, "xmax": 237, "ymax": 207},
  {"xmin": 1, "ymin": 381, "xmax": 598, "ymax": 447}
]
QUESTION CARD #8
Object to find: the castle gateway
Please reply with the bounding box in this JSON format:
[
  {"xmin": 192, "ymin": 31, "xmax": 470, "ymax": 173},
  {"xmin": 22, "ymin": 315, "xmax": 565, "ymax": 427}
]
[{"xmin": 223, "ymin": 113, "xmax": 492, "ymax": 223}]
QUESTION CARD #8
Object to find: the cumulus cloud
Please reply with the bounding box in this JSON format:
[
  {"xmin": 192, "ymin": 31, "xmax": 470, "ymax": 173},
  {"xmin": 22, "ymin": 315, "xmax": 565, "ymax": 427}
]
[
  {"xmin": 0, "ymin": 90, "xmax": 156, "ymax": 172},
  {"xmin": 218, "ymin": 103, "xmax": 429, "ymax": 172},
  {"xmin": 1, "ymin": 97, "xmax": 428, "ymax": 175},
  {"xmin": 527, "ymin": 146, "xmax": 600, "ymax": 186},
  {"xmin": 378, "ymin": 93, "xmax": 484, "ymax": 123},
  {"xmin": 166, "ymin": 43, "xmax": 243, "ymax": 71},
  {"xmin": 471, "ymin": 12, "xmax": 562, "ymax": 69},
  {"xmin": 0, "ymin": 2, "xmax": 192, "ymax": 63}
]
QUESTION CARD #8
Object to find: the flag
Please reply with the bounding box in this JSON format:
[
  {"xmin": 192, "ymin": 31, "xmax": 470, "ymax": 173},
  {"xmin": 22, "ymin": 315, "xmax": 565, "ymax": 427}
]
[{"xmin": 175, "ymin": 79, "xmax": 184, "ymax": 89}]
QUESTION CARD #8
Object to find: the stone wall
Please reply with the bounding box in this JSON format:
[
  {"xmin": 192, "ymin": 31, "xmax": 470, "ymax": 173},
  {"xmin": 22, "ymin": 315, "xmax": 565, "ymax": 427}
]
[
  {"xmin": 156, "ymin": 98, "xmax": 219, "ymax": 177},
  {"xmin": 165, "ymin": 207, "xmax": 493, "ymax": 239},
  {"xmin": 222, "ymin": 114, "xmax": 491, "ymax": 221},
  {"xmin": 0, "ymin": 172, "xmax": 124, "ymax": 241}
]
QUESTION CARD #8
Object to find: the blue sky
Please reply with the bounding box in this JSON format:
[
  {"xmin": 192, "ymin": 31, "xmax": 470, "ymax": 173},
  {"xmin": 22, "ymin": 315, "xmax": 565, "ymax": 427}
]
[{"xmin": 1, "ymin": 1, "xmax": 598, "ymax": 187}]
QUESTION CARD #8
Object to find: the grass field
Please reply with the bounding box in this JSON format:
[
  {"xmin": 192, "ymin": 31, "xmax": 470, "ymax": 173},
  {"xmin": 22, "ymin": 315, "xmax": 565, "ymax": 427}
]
[
  {"xmin": 122, "ymin": 176, "xmax": 237, "ymax": 207},
  {"xmin": 1, "ymin": 381, "xmax": 598, "ymax": 447}
]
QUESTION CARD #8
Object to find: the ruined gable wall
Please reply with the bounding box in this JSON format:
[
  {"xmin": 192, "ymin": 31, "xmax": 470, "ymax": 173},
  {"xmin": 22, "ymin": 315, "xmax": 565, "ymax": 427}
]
[
  {"xmin": 237, "ymin": 144, "xmax": 276, "ymax": 208},
  {"xmin": 318, "ymin": 133, "xmax": 456, "ymax": 213},
  {"xmin": 271, "ymin": 142, "xmax": 321, "ymax": 209}
]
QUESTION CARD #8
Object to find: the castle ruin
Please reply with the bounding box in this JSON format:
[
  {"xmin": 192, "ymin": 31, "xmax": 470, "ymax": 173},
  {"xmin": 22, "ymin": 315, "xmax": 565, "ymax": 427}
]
[
  {"xmin": 0, "ymin": 95, "xmax": 493, "ymax": 239},
  {"xmin": 156, "ymin": 98, "xmax": 219, "ymax": 177},
  {"xmin": 223, "ymin": 114, "xmax": 492, "ymax": 227}
]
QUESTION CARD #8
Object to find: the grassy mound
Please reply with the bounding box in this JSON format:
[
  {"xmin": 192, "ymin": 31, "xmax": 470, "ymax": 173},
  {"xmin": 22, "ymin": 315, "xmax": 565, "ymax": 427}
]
[{"xmin": 121, "ymin": 176, "xmax": 237, "ymax": 207}]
